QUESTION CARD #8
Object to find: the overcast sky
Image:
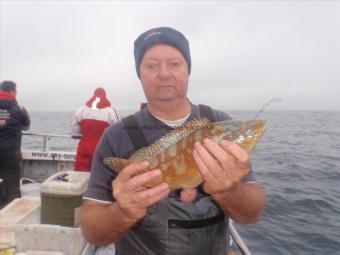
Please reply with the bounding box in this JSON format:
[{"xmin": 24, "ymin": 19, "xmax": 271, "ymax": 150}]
[{"xmin": 1, "ymin": 1, "xmax": 339, "ymax": 111}]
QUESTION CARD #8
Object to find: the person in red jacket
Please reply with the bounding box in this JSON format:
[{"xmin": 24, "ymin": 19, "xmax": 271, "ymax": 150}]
[{"xmin": 72, "ymin": 87, "xmax": 119, "ymax": 172}]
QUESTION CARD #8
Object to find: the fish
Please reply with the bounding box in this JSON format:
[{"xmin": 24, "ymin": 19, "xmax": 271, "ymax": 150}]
[{"xmin": 103, "ymin": 118, "xmax": 266, "ymax": 190}]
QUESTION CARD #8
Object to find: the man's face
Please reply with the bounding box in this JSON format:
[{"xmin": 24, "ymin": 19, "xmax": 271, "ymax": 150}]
[{"xmin": 139, "ymin": 44, "xmax": 189, "ymax": 103}]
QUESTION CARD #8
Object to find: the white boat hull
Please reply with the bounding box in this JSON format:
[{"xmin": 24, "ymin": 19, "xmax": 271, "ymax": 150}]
[{"xmin": 22, "ymin": 150, "xmax": 76, "ymax": 182}]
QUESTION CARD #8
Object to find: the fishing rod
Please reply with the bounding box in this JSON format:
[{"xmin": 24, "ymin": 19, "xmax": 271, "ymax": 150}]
[{"xmin": 252, "ymin": 98, "xmax": 282, "ymax": 120}]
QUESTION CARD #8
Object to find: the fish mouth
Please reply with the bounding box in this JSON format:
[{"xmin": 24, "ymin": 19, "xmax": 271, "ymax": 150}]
[{"xmin": 214, "ymin": 119, "xmax": 267, "ymax": 152}]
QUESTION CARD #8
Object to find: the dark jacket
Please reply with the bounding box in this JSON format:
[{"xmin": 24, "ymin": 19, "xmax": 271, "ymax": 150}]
[{"xmin": 0, "ymin": 91, "xmax": 30, "ymax": 151}]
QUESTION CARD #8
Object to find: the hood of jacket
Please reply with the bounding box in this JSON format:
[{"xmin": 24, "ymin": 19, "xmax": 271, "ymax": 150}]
[
  {"xmin": 86, "ymin": 88, "xmax": 111, "ymax": 109},
  {"xmin": 0, "ymin": 91, "xmax": 17, "ymax": 110}
]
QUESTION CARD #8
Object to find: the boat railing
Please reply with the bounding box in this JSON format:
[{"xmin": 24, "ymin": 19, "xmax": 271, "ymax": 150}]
[
  {"xmin": 23, "ymin": 132, "xmax": 82, "ymax": 152},
  {"xmin": 229, "ymin": 220, "xmax": 252, "ymax": 255}
]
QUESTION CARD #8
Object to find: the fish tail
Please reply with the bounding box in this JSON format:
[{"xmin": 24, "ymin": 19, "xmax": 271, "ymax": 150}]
[{"xmin": 103, "ymin": 157, "xmax": 130, "ymax": 172}]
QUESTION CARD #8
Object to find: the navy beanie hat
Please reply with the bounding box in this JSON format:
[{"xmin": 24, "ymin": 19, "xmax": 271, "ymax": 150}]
[{"xmin": 134, "ymin": 27, "xmax": 191, "ymax": 78}]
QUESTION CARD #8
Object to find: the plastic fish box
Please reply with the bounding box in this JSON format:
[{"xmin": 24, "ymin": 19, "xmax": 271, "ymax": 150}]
[
  {"xmin": 0, "ymin": 196, "xmax": 40, "ymax": 245},
  {"xmin": 40, "ymin": 171, "xmax": 90, "ymax": 226},
  {"xmin": 12, "ymin": 205, "xmax": 87, "ymax": 255}
]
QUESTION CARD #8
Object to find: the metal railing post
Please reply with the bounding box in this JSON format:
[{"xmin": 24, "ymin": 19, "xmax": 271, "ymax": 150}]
[{"xmin": 43, "ymin": 136, "xmax": 48, "ymax": 151}]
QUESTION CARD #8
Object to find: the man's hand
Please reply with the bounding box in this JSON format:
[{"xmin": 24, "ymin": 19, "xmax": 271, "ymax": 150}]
[
  {"xmin": 180, "ymin": 188, "xmax": 197, "ymax": 202},
  {"xmin": 193, "ymin": 138, "xmax": 249, "ymax": 195},
  {"xmin": 112, "ymin": 161, "xmax": 170, "ymax": 222},
  {"xmin": 192, "ymin": 138, "xmax": 265, "ymax": 223}
]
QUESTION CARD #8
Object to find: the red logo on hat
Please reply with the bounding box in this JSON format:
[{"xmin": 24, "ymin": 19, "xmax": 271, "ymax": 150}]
[{"xmin": 144, "ymin": 30, "xmax": 162, "ymax": 41}]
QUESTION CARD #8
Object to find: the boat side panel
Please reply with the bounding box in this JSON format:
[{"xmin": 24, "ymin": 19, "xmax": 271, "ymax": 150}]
[{"xmin": 22, "ymin": 160, "xmax": 75, "ymax": 182}]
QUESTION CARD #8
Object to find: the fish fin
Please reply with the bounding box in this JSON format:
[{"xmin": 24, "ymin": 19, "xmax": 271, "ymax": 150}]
[{"xmin": 103, "ymin": 157, "xmax": 130, "ymax": 172}]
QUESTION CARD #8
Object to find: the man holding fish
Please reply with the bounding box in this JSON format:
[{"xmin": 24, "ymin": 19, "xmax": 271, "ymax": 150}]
[{"xmin": 79, "ymin": 27, "xmax": 266, "ymax": 255}]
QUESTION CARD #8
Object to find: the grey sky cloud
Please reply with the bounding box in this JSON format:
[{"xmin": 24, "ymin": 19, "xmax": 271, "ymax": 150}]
[{"xmin": 1, "ymin": 1, "xmax": 339, "ymax": 111}]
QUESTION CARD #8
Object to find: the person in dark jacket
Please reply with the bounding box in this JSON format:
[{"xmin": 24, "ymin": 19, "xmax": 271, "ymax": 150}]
[{"xmin": 0, "ymin": 80, "xmax": 30, "ymax": 209}]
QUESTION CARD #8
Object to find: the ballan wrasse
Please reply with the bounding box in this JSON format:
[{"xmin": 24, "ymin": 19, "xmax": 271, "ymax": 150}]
[{"xmin": 104, "ymin": 118, "xmax": 266, "ymax": 190}]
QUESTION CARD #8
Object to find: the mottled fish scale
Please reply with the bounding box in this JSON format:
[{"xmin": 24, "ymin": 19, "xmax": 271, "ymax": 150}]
[
  {"xmin": 130, "ymin": 118, "xmax": 212, "ymax": 160},
  {"xmin": 147, "ymin": 126, "xmax": 214, "ymax": 188},
  {"xmin": 103, "ymin": 118, "xmax": 266, "ymax": 190}
]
